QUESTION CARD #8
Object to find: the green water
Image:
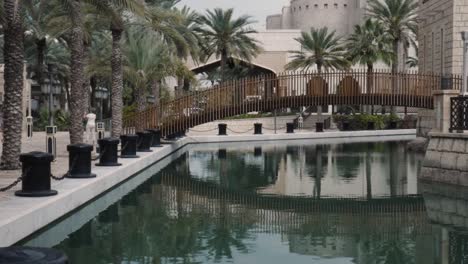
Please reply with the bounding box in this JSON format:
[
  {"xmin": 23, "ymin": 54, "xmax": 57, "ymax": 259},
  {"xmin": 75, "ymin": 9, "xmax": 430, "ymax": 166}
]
[{"xmin": 23, "ymin": 141, "xmax": 468, "ymax": 263}]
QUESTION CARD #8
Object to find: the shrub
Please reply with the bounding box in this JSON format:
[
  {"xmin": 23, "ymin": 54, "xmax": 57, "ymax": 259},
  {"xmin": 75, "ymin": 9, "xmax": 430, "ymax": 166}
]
[{"xmin": 333, "ymin": 113, "xmax": 402, "ymax": 131}]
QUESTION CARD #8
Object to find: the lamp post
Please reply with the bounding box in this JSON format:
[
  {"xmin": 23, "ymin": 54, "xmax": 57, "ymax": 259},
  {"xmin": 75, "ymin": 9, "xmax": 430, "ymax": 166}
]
[
  {"xmin": 42, "ymin": 64, "xmax": 58, "ymax": 159},
  {"xmin": 95, "ymin": 86, "xmax": 109, "ymax": 121},
  {"xmin": 461, "ymin": 32, "xmax": 468, "ymax": 95}
]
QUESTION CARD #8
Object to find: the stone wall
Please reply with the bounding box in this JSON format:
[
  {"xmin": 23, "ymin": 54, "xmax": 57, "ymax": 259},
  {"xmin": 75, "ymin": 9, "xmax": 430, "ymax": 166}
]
[
  {"xmin": 420, "ymin": 132, "xmax": 468, "ymax": 186},
  {"xmin": 420, "ymin": 181, "xmax": 468, "ymax": 228},
  {"xmin": 266, "ymin": 0, "xmax": 366, "ymax": 37},
  {"xmin": 418, "ymin": 0, "xmax": 468, "ymax": 75},
  {"xmin": 417, "ymin": 109, "xmax": 435, "ymax": 137}
]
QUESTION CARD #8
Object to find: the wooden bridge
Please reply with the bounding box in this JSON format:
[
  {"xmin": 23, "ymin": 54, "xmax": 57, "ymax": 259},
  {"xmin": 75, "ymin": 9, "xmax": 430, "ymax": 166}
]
[{"xmin": 124, "ymin": 70, "xmax": 462, "ymax": 137}]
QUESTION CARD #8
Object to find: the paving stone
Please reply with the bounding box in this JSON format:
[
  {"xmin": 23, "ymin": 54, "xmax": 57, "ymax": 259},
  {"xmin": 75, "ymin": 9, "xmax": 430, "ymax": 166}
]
[
  {"xmin": 457, "ymin": 199, "xmax": 468, "ymax": 217},
  {"xmin": 441, "ymin": 152, "xmax": 459, "ymax": 170},
  {"xmin": 452, "ymin": 215, "xmax": 465, "ymax": 227},
  {"xmin": 427, "ymin": 138, "xmax": 440, "ymax": 150},
  {"xmin": 441, "ymin": 138, "xmax": 454, "ymax": 152},
  {"xmin": 423, "ymin": 150, "xmax": 442, "ymax": 168},
  {"xmin": 458, "ymin": 172, "xmax": 468, "ymax": 187},
  {"xmin": 452, "ymin": 139, "xmax": 467, "ymax": 153}
]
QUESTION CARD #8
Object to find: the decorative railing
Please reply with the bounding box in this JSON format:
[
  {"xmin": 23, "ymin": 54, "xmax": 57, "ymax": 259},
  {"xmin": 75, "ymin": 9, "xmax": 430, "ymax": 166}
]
[
  {"xmin": 123, "ymin": 70, "xmax": 462, "ymax": 137},
  {"xmin": 450, "ymin": 96, "xmax": 468, "ymax": 132}
]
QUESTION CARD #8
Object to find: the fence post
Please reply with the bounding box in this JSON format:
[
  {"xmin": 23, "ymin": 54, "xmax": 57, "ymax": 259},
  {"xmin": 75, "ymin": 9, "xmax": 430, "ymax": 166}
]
[{"xmin": 433, "ymin": 90, "xmax": 459, "ymax": 133}]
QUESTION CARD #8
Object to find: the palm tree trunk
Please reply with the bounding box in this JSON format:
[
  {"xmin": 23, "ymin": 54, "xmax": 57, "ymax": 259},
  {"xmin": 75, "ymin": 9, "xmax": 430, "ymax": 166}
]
[
  {"xmin": 1, "ymin": 0, "xmax": 25, "ymax": 170},
  {"xmin": 367, "ymin": 64, "xmax": 374, "ymax": 114},
  {"xmin": 220, "ymin": 49, "xmax": 228, "ymax": 82},
  {"xmin": 317, "ymin": 64, "xmax": 323, "ymax": 123},
  {"xmin": 82, "ymin": 42, "xmax": 91, "ymax": 115},
  {"xmin": 135, "ymin": 85, "xmax": 145, "ymax": 132},
  {"xmin": 36, "ymin": 37, "xmax": 46, "ymax": 85},
  {"xmin": 68, "ymin": 0, "xmax": 85, "ymax": 144},
  {"xmin": 151, "ymin": 79, "xmax": 160, "ymax": 106},
  {"xmin": 391, "ymin": 39, "xmax": 399, "ymax": 115},
  {"xmin": 111, "ymin": 28, "xmax": 124, "ymax": 137}
]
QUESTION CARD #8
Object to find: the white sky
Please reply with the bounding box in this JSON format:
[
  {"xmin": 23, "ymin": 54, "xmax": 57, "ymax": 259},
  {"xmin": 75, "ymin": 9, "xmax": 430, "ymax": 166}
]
[{"xmin": 177, "ymin": 0, "xmax": 290, "ymax": 30}]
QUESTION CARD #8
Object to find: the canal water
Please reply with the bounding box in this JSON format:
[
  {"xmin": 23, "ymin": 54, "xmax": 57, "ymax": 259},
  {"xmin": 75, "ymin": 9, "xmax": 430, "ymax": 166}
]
[{"xmin": 23, "ymin": 140, "xmax": 468, "ymax": 263}]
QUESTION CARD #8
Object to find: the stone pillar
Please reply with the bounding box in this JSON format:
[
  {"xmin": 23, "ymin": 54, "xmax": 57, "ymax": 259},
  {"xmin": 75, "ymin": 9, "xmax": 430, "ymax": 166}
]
[{"xmin": 433, "ymin": 90, "xmax": 459, "ymax": 133}]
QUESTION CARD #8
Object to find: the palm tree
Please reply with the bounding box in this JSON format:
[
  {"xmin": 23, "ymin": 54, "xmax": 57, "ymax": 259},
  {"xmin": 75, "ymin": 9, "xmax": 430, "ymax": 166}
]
[
  {"xmin": 90, "ymin": 0, "xmax": 144, "ymax": 137},
  {"xmin": 367, "ymin": 0, "xmax": 418, "ymax": 73},
  {"xmin": 24, "ymin": 0, "xmax": 52, "ymax": 89},
  {"xmin": 286, "ymin": 27, "xmax": 349, "ymax": 72},
  {"xmin": 123, "ymin": 29, "xmax": 173, "ymax": 112},
  {"xmin": 347, "ymin": 19, "xmax": 392, "ymax": 114},
  {"xmin": 347, "ymin": 19, "xmax": 392, "ymax": 73},
  {"xmin": 197, "ymin": 8, "xmax": 261, "ymax": 82},
  {"xmin": 1, "ymin": 0, "xmax": 25, "ymax": 169}
]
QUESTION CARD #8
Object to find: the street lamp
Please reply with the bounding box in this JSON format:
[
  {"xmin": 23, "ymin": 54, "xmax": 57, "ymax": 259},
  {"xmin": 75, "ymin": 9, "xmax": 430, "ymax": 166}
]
[
  {"xmin": 461, "ymin": 32, "xmax": 468, "ymax": 95},
  {"xmin": 95, "ymin": 86, "xmax": 109, "ymax": 121},
  {"xmin": 40, "ymin": 64, "xmax": 59, "ymax": 126}
]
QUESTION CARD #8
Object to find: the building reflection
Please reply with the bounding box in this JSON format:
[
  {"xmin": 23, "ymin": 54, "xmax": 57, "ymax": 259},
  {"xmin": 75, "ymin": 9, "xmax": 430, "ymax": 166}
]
[
  {"xmin": 188, "ymin": 141, "xmax": 423, "ymax": 199},
  {"xmin": 421, "ymin": 181, "xmax": 468, "ymax": 264}
]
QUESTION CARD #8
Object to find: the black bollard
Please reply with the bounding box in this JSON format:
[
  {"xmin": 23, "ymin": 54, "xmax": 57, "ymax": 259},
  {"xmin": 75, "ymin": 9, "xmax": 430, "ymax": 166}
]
[
  {"xmin": 218, "ymin": 149, "xmax": 227, "ymax": 159},
  {"xmin": 0, "ymin": 247, "xmax": 68, "ymax": 264},
  {"xmin": 98, "ymin": 203, "xmax": 120, "ymax": 223},
  {"xmin": 316, "ymin": 122, "xmax": 324, "ymax": 133},
  {"xmin": 254, "ymin": 147, "xmax": 262, "ymax": 157},
  {"xmin": 342, "ymin": 121, "xmax": 351, "ymax": 131},
  {"xmin": 120, "ymin": 134, "xmax": 139, "ymax": 159},
  {"xmin": 367, "ymin": 121, "xmax": 375, "ymax": 130},
  {"xmin": 218, "ymin": 123, "xmax": 227, "ymax": 135},
  {"xmin": 66, "ymin": 144, "xmax": 96, "ymax": 179},
  {"xmin": 137, "ymin": 131, "xmax": 153, "ymax": 152},
  {"xmin": 286, "ymin": 122, "xmax": 295, "ymax": 133},
  {"xmin": 147, "ymin": 129, "xmax": 162, "ymax": 147},
  {"xmin": 254, "ymin": 123, "xmax": 262, "ymax": 135},
  {"xmin": 96, "ymin": 138, "xmax": 122, "ymax": 167},
  {"xmin": 15, "ymin": 152, "xmax": 58, "ymax": 197}
]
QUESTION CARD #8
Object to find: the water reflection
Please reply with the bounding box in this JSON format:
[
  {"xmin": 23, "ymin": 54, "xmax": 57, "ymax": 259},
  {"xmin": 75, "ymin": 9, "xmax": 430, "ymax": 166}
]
[
  {"xmin": 188, "ymin": 142, "xmax": 422, "ymax": 198},
  {"xmin": 21, "ymin": 141, "xmax": 468, "ymax": 263}
]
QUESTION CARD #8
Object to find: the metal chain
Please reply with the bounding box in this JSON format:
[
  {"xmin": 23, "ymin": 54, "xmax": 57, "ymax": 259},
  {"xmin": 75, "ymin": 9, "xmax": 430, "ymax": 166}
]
[
  {"xmin": 0, "ymin": 167, "xmax": 30, "ymax": 192},
  {"xmin": 120, "ymin": 141, "xmax": 129, "ymax": 152},
  {"xmin": 263, "ymin": 126, "xmax": 287, "ymax": 131},
  {"xmin": 92, "ymin": 147, "xmax": 107, "ymax": 161},
  {"xmin": 0, "ymin": 177, "xmax": 23, "ymax": 192},
  {"xmin": 226, "ymin": 127, "xmax": 255, "ymax": 134},
  {"xmin": 51, "ymin": 155, "xmax": 79, "ymax": 181},
  {"xmin": 188, "ymin": 127, "xmax": 218, "ymax": 133}
]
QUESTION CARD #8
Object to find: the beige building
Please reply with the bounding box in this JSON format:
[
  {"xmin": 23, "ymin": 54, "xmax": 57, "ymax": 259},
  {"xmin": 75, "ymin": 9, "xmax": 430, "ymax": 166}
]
[
  {"xmin": 267, "ymin": 0, "xmax": 367, "ymax": 37},
  {"xmin": 418, "ymin": 0, "xmax": 468, "ymax": 75}
]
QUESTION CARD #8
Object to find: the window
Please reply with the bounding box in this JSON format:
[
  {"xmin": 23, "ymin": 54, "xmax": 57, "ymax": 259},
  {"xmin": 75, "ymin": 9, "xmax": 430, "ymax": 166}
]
[
  {"xmin": 324, "ymin": 4, "xmax": 328, "ymax": 8},
  {"xmin": 299, "ymin": 6, "xmax": 302, "ymax": 11},
  {"xmin": 306, "ymin": 5, "xmax": 309, "ymax": 9},
  {"xmin": 432, "ymin": 32, "xmax": 435, "ymax": 72},
  {"xmin": 441, "ymin": 28, "xmax": 444, "ymax": 74},
  {"xmin": 344, "ymin": 4, "xmax": 348, "ymax": 7},
  {"xmin": 334, "ymin": 3, "xmax": 338, "ymax": 8},
  {"xmin": 314, "ymin": 4, "xmax": 318, "ymax": 8}
]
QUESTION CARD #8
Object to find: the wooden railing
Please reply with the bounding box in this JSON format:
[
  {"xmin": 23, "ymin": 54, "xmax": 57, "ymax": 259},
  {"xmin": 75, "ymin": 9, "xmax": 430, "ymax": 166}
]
[{"xmin": 123, "ymin": 70, "xmax": 462, "ymax": 136}]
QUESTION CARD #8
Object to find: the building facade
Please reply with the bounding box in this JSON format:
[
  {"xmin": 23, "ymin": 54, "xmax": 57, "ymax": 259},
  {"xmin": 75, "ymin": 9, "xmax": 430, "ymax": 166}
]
[
  {"xmin": 418, "ymin": 0, "xmax": 468, "ymax": 75},
  {"xmin": 266, "ymin": 0, "xmax": 367, "ymax": 37}
]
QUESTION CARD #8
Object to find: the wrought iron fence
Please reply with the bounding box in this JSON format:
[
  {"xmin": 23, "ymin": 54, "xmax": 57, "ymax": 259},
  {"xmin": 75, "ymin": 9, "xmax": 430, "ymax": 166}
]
[{"xmin": 450, "ymin": 96, "xmax": 468, "ymax": 132}]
